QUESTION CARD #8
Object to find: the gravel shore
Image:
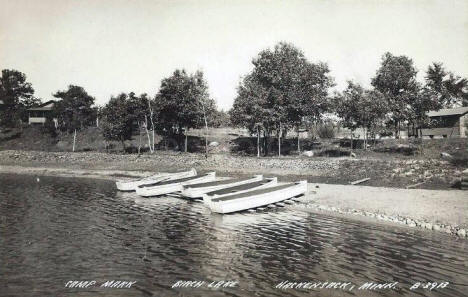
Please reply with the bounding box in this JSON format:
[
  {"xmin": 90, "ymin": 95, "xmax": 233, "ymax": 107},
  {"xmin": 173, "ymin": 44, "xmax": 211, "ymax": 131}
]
[
  {"xmin": 1, "ymin": 149, "xmax": 466, "ymax": 238},
  {"xmin": 0, "ymin": 149, "xmax": 463, "ymax": 189}
]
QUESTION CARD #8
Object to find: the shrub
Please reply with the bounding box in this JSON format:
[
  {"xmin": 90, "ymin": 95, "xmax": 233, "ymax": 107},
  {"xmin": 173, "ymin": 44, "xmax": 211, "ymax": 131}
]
[
  {"xmin": 40, "ymin": 119, "xmax": 57, "ymax": 137},
  {"xmin": 317, "ymin": 123, "xmax": 335, "ymax": 139}
]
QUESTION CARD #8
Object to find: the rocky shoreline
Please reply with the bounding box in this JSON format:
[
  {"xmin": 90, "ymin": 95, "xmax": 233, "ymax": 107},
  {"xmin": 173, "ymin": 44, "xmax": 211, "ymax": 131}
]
[{"xmin": 302, "ymin": 203, "xmax": 467, "ymax": 239}]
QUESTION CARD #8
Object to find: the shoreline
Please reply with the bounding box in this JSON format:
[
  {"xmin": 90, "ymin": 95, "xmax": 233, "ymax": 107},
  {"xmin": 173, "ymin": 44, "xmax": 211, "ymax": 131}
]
[{"xmin": 1, "ymin": 163, "xmax": 466, "ymax": 239}]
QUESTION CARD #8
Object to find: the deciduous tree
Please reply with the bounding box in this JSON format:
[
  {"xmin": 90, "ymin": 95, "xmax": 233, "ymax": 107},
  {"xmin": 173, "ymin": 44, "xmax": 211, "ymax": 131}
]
[
  {"xmin": 154, "ymin": 70, "xmax": 216, "ymax": 153},
  {"xmin": 53, "ymin": 85, "xmax": 95, "ymax": 151},
  {"xmin": 0, "ymin": 69, "xmax": 35, "ymax": 127},
  {"xmin": 371, "ymin": 52, "xmax": 419, "ymax": 138},
  {"xmin": 230, "ymin": 42, "xmax": 334, "ymax": 156},
  {"xmin": 101, "ymin": 93, "xmax": 135, "ymax": 151}
]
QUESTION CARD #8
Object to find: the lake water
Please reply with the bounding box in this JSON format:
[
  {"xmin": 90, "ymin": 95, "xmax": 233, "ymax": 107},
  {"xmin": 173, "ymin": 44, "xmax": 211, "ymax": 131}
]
[{"xmin": 0, "ymin": 173, "xmax": 467, "ymax": 297}]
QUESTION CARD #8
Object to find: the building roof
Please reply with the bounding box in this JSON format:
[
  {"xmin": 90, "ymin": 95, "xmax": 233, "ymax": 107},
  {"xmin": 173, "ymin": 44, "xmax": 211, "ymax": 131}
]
[
  {"xmin": 28, "ymin": 100, "xmax": 55, "ymax": 111},
  {"xmin": 427, "ymin": 106, "xmax": 468, "ymax": 117}
]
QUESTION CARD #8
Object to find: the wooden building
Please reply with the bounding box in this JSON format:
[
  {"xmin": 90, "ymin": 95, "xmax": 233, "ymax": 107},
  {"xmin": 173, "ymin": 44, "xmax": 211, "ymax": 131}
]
[
  {"xmin": 420, "ymin": 107, "xmax": 468, "ymax": 138},
  {"xmin": 28, "ymin": 100, "xmax": 57, "ymax": 125}
]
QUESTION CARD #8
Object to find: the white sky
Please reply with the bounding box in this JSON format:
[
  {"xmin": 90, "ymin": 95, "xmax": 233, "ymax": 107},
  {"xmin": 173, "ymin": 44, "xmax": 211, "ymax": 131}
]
[{"xmin": 1, "ymin": 0, "xmax": 467, "ymax": 110}]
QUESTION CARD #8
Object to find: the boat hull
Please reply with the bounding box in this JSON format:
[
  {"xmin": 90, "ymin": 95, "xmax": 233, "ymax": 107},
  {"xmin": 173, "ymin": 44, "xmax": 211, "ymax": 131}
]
[
  {"xmin": 136, "ymin": 172, "xmax": 216, "ymax": 197},
  {"xmin": 202, "ymin": 177, "xmax": 278, "ymax": 207},
  {"xmin": 181, "ymin": 175, "xmax": 263, "ymax": 198},
  {"xmin": 115, "ymin": 168, "xmax": 196, "ymax": 191},
  {"xmin": 210, "ymin": 181, "xmax": 307, "ymax": 214}
]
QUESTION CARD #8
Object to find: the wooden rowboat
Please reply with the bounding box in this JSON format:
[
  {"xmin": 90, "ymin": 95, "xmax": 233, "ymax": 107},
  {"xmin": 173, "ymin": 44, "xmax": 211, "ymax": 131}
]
[
  {"xmin": 135, "ymin": 172, "xmax": 216, "ymax": 197},
  {"xmin": 202, "ymin": 177, "xmax": 278, "ymax": 207},
  {"xmin": 181, "ymin": 175, "xmax": 263, "ymax": 198},
  {"xmin": 209, "ymin": 181, "xmax": 307, "ymax": 214},
  {"xmin": 116, "ymin": 168, "xmax": 197, "ymax": 191}
]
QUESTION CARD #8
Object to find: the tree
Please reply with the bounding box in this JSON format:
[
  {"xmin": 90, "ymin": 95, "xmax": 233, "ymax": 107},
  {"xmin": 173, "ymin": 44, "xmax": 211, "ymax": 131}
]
[
  {"xmin": 209, "ymin": 110, "xmax": 230, "ymax": 128},
  {"xmin": 0, "ymin": 69, "xmax": 35, "ymax": 127},
  {"xmin": 230, "ymin": 42, "xmax": 334, "ymax": 156},
  {"xmin": 101, "ymin": 93, "xmax": 135, "ymax": 151},
  {"xmin": 407, "ymin": 87, "xmax": 440, "ymax": 136},
  {"xmin": 334, "ymin": 81, "xmax": 388, "ymax": 149},
  {"xmin": 154, "ymin": 70, "xmax": 216, "ymax": 153},
  {"xmin": 230, "ymin": 74, "xmax": 271, "ymax": 157},
  {"xmin": 371, "ymin": 52, "xmax": 419, "ymax": 138},
  {"xmin": 53, "ymin": 85, "xmax": 95, "ymax": 152},
  {"xmin": 128, "ymin": 92, "xmax": 155, "ymax": 154},
  {"xmin": 425, "ymin": 62, "xmax": 468, "ymax": 107}
]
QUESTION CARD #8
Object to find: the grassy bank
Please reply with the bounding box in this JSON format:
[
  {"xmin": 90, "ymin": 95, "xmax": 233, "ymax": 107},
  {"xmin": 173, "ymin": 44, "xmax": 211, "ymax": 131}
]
[{"xmin": 0, "ymin": 126, "xmax": 467, "ymax": 190}]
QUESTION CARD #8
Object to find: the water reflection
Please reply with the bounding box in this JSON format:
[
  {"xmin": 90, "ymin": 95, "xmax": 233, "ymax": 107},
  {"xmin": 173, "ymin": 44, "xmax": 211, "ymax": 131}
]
[{"xmin": 0, "ymin": 173, "xmax": 467, "ymax": 297}]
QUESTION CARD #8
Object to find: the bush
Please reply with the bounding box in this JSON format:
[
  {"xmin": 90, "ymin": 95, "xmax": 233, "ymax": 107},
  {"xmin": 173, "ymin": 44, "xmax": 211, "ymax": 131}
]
[
  {"xmin": 373, "ymin": 143, "xmax": 419, "ymax": 155},
  {"xmin": 316, "ymin": 123, "xmax": 335, "ymax": 139},
  {"xmin": 40, "ymin": 119, "xmax": 57, "ymax": 137},
  {"xmin": 450, "ymin": 151, "xmax": 468, "ymax": 167},
  {"xmin": 316, "ymin": 148, "xmax": 351, "ymax": 157}
]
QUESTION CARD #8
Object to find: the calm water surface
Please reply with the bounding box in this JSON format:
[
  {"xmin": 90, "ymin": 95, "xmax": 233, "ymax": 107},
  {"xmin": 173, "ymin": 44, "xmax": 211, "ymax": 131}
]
[{"xmin": 0, "ymin": 173, "xmax": 467, "ymax": 297}]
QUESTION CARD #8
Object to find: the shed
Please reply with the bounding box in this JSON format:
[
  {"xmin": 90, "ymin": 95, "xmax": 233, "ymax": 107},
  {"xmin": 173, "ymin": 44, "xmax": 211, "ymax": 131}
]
[{"xmin": 420, "ymin": 107, "xmax": 468, "ymax": 138}]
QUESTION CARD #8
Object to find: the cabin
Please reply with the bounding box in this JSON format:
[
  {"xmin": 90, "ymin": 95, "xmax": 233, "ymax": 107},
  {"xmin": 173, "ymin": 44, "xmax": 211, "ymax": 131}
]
[
  {"xmin": 419, "ymin": 107, "xmax": 468, "ymax": 138},
  {"xmin": 28, "ymin": 100, "xmax": 57, "ymax": 126}
]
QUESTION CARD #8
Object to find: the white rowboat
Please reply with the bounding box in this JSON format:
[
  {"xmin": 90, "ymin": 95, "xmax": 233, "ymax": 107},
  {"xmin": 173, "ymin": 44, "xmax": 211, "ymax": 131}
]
[
  {"xmin": 202, "ymin": 177, "xmax": 278, "ymax": 207},
  {"xmin": 136, "ymin": 172, "xmax": 216, "ymax": 197},
  {"xmin": 209, "ymin": 181, "xmax": 307, "ymax": 214},
  {"xmin": 181, "ymin": 175, "xmax": 263, "ymax": 198},
  {"xmin": 115, "ymin": 168, "xmax": 197, "ymax": 191}
]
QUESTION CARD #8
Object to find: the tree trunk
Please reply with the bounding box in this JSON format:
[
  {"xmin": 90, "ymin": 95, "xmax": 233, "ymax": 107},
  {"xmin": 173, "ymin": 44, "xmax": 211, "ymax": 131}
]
[
  {"xmin": 148, "ymin": 100, "xmax": 155, "ymax": 153},
  {"xmin": 202, "ymin": 104, "xmax": 208, "ymax": 159},
  {"xmin": 350, "ymin": 131, "xmax": 353, "ymax": 151},
  {"xmin": 121, "ymin": 139, "xmax": 125, "ymax": 152},
  {"xmin": 144, "ymin": 116, "xmax": 153, "ymax": 153},
  {"xmin": 278, "ymin": 122, "xmax": 281, "ymax": 157},
  {"xmin": 297, "ymin": 125, "xmax": 301, "ymax": 153},
  {"xmin": 138, "ymin": 123, "xmax": 142, "ymax": 154},
  {"xmin": 364, "ymin": 127, "xmax": 367, "ymax": 150},
  {"xmin": 257, "ymin": 126, "xmax": 260, "ymax": 158},
  {"xmin": 395, "ymin": 121, "xmax": 400, "ymax": 139},
  {"xmin": 184, "ymin": 129, "xmax": 188, "ymax": 153},
  {"xmin": 72, "ymin": 129, "xmax": 77, "ymax": 152}
]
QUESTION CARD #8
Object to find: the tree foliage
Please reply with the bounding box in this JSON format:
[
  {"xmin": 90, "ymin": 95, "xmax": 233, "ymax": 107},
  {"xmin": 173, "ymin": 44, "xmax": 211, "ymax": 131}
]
[
  {"xmin": 101, "ymin": 93, "xmax": 135, "ymax": 150},
  {"xmin": 425, "ymin": 62, "xmax": 468, "ymax": 107},
  {"xmin": 154, "ymin": 69, "xmax": 216, "ymax": 136},
  {"xmin": 230, "ymin": 42, "xmax": 334, "ymax": 155},
  {"xmin": 371, "ymin": 52, "xmax": 419, "ymax": 137},
  {"xmin": 0, "ymin": 69, "xmax": 36, "ymax": 126},
  {"xmin": 334, "ymin": 81, "xmax": 388, "ymax": 134},
  {"xmin": 53, "ymin": 85, "xmax": 95, "ymax": 133}
]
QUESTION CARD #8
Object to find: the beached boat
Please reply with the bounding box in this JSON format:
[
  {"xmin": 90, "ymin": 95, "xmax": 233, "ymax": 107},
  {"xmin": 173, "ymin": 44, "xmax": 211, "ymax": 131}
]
[
  {"xmin": 209, "ymin": 181, "xmax": 307, "ymax": 214},
  {"xmin": 136, "ymin": 172, "xmax": 216, "ymax": 197},
  {"xmin": 115, "ymin": 168, "xmax": 197, "ymax": 191},
  {"xmin": 202, "ymin": 177, "xmax": 278, "ymax": 206},
  {"xmin": 181, "ymin": 175, "xmax": 263, "ymax": 198}
]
